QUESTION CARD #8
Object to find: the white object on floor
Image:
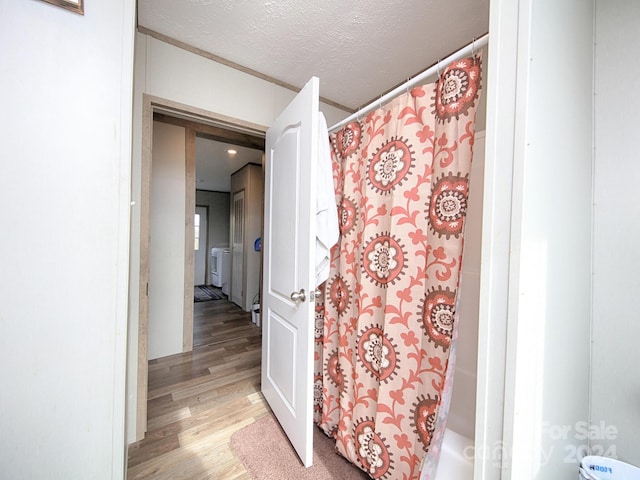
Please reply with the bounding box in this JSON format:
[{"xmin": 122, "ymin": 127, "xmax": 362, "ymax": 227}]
[{"xmin": 579, "ymin": 455, "xmax": 640, "ymax": 480}]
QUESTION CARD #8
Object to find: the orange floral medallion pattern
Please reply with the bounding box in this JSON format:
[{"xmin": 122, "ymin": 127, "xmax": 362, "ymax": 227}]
[{"xmin": 315, "ymin": 55, "xmax": 482, "ymax": 479}]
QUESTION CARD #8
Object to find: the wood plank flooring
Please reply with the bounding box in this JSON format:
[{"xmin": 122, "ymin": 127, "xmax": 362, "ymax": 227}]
[{"xmin": 127, "ymin": 297, "xmax": 270, "ymax": 480}]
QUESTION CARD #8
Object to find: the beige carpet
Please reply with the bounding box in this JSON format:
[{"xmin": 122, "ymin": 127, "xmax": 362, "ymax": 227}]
[{"xmin": 230, "ymin": 415, "xmax": 370, "ymax": 480}]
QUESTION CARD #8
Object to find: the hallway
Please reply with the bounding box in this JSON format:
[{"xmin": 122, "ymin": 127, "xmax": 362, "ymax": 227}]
[{"xmin": 127, "ymin": 298, "xmax": 268, "ymax": 479}]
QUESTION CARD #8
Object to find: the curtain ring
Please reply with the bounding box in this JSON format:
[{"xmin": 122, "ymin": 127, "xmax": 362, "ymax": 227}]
[
  {"xmin": 472, "ymin": 36, "xmax": 476, "ymax": 57},
  {"xmin": 406, "ymin": 77, "xmax": 411, "ymax": 95},
  {"xmin": 437, "ymin": 59, "xmax": 441, "ymax": 81}
]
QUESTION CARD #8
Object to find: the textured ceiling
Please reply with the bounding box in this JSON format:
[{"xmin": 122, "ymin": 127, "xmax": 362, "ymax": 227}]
[{"xmin": 137, "ymin": 0, "xmax": 490, "ymax": 111}]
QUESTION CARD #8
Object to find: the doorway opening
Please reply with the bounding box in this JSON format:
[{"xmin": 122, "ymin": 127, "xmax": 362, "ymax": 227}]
[{"xmin": 135, "ymin": 94, "xmax": 266, "ymax": 440}]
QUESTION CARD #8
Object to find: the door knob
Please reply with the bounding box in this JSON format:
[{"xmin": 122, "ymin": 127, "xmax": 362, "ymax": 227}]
[{"xmin": 290, "ymin": 288, "xmax": 306, "ymax": 303}]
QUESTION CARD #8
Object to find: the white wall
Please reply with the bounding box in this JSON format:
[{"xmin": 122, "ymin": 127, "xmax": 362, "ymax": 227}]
[
  {"xmin": 140, "ymin": 34, "xmax": 349, "ymax": 128},
  {"xmin": 482, "ymin": 0, "xmax": 594, "ymax": 478},
  {"xmin": 0, "ymin": 1, "xmax": 135, "ymax": 478},
  {"xmin": 509, "ymin": 1, "xmax": 593, "ymax": 477},
  {"xmin": 592, "ymin": 0, "xmax": 640, "ymax": 466},
  {"xmin": 148, "ymin": 121, "xmax": 187, "ymax": 360},
  {"xmin": 196, "ymin": 189, "xmax": 231, "ymax": 283},
  {"xmin": 196, "ymin": 190, "xmax": 231, "ymax": 250},
  {"xmin": 127, "ymin": 32, "xmax": 350, "ymax": 442}
]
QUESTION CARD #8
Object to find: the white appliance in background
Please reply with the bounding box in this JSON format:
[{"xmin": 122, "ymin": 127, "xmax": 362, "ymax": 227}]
[{"xmin": 210, "ymin": 247, "xmax": 231, "ymax": 294}]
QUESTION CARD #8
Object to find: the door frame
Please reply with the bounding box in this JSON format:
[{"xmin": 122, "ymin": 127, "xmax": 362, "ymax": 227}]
[{"xmin": 136, "ymin": 94, "xmax": 266, "ymax": 439}]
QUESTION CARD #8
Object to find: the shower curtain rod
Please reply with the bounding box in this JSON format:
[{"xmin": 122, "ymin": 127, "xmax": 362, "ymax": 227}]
[{"xmin": 329, "ymin": 33, "xmax": 489, "ymax": 133}]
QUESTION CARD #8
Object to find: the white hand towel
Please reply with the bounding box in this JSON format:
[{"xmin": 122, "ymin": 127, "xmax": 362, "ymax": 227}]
[{"xmin": 315, "ymin": 112, "xmax": 339, "ymax": 287}]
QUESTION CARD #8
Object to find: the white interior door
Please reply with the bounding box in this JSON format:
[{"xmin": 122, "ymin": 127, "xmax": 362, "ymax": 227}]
[
  {"xmin": 194, "ymin": 206, "xmax": 207, "ymax": 286},
  {"xmin": 231, "ymin": 190, "xmax": 244, "ymax": 307},
  {"xmin": 261, "ymin": 77, "xmax": 319, "ymax": 467}
]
